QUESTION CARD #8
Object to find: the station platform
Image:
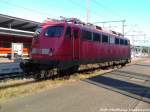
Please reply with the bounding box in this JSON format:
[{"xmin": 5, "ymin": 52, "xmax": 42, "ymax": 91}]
[
  {"xmin": 1, "ymin": 57, "xmax": 150, "ymax": 112},
  {"xmin": 0, "ymin": 58, "xmax": 22, "ymax": 76}
]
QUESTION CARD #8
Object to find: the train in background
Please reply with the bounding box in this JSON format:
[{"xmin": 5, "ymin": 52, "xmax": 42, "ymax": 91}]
[
  {"xmin": 20, "ymin": 18, "xmax": 131, "ymax": 79},
  {"xmin": 0, "ymin": 28, "xmax": 33, "ymax": 58}
]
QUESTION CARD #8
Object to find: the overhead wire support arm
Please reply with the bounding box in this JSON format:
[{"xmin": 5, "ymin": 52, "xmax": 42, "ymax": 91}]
[
  {"xmin": 93, "ymin": 20, "xmax": 125, "ymax": 24},
  {"xmin": 86, "ymin": 0, "xmax": 90, "ymax": 23},
  {"xmin": 93, "ymin": 20, "xmax": 126, "ymax": 37}
]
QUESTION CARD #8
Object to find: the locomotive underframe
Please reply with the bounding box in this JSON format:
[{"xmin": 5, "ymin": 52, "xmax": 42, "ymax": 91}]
[{"xmin": 20, "ymin": 57, "xmax": 131, "ymax": 79}]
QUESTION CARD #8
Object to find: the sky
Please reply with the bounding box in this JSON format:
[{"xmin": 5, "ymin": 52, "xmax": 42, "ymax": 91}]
[{"xmin": 0, "ymin": 0, "xmax": 150, "ymax": 46}]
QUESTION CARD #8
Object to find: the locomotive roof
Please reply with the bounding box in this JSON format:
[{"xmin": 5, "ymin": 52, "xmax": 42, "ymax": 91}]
[
  {"xmin": 67, "ymin": 22, "xmax": 129, "ymax": 40},
  {"xmin": 43, "ymin": 18, "xmax": 129, "ymax": 40}
]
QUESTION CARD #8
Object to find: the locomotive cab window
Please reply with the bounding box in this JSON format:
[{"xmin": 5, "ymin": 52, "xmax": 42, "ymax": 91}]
[
  {"xmin": 45, "ymin": 26, "xmax": 64, "ymax": 37},
  {"xmin": 65, "ymin": 27, "xmax": 71, "ymax": 38},
  {"xmin": 102, "ymin": 34, "xmax": 109, "ymax": 43}
]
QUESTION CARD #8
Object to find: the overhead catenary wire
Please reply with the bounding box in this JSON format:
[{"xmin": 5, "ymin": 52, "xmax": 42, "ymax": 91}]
[
  {"xmin": 90, "ymin": 0, "xmax": 127, "ymax": 35},
  {"xmin": 1, "ymin": 0, "xmax": 58, "ymax": 19},
  {"xmin": 91, "ymin": 0, "xmax": 123, "ymax": 19},
  {"xmin": 68, "ymin": 0, "xmax": 109, "ymax": 22},
  {"xmin": 1, "ymin": 0, "xmax": 115, "ymax": 23}
]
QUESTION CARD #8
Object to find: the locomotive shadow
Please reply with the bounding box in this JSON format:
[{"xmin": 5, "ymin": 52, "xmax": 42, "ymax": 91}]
[
  {"xmin": 56, "ymin": 66, "xmax": 112, "ymax": 80},
  {"xmin": 84, "ymin": 74, "xmax": 150, "ymax": 103},
  {"xmin": 111, "ymin": 70, "xmax": 150, "ymax": 81}
]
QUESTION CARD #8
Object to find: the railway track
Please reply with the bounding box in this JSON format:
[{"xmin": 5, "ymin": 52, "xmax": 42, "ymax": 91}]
[
  {"xmin": 0, "ymin": 58, "xmax": 147, "ymax": 81},
  {"xmin": 0, "ymin": 63, "xmax": 110, "ymax": 81},
  {"xmin": 0, "ymin": 73, "xmax": 24, "ymax": 80}
]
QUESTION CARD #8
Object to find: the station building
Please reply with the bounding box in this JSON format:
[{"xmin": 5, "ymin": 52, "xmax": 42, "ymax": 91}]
[{"xmin": 0, "ymin": 14, "xmax": 41, "ymax": 58}]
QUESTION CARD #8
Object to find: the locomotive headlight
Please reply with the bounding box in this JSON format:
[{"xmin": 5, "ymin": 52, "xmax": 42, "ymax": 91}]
[{"xmin": 31, "ymin": 48, "xmax": 53, "ymax": 55}]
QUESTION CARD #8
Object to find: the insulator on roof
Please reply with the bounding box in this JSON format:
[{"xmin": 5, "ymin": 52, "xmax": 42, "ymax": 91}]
[
  {"xmin": 87, "ymin": 23, "xmax": 94, "ymax": 26},
  {"xmin": 111, "ymin": 30, "xmax": 117, "ymax": 34},
  {"xmin": 96, "ymin": 26, "xmax": 102, "ymax": 30},
  {"xmin": 60, "ymin": 16, "xmax": 66, "ymax": 20},
  {"xmin": 110, "ymin": 30, "xmax": 123, "ymax": 36},
  {"xmin": 59, "ymin": 16, "xmax": 86, "ymax": 25},
  {"xmin": 118, "ymin": 33, "xmax": 123, "ymax": 36},
  {"xmin": 43, "ymin": 18, "xmax": 58, "ymax": 23}
]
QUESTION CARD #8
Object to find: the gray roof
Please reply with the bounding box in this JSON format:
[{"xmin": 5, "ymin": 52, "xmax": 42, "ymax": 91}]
[
  {"xmin": 0, "ymin": 27, "xmax": 34, "ymax": 37},
  {"xmin": 0, "ymin": 14, "xmax": 41, "ymax": 32}
]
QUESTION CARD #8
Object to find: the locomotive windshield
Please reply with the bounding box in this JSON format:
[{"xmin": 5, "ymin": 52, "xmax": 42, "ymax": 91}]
[{"xmin": 45, "ymin": 26, "xmax": 64, "ymax": 37}]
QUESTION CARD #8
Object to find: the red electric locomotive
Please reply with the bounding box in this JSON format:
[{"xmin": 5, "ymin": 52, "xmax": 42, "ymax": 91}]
[{"xmin": 20, "ymin": 18, "xmax": 131, "ymax": 79}]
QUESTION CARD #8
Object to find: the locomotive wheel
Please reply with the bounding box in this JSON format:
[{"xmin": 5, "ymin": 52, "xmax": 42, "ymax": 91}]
[
  {"xmin": 34, "ymin": 73, "xmax": 41, "ymax": 80},
  {"xmin": 121, "ymin": 63, "xmax": 126, "ymax": 67},
  {"xmin": 58, "ymin": 69, "xmax": 67, "ymax": 77},
  {"xmin": 46, "ymin": 69, "xmax": 55, "ymax": 80},
  {"xmin": 34, "ymin": 70, "xmax": 46, "ymax": 80},
  {"xmin": 73, "ymin": 65, "xmax": 79, "ymax": 72}
]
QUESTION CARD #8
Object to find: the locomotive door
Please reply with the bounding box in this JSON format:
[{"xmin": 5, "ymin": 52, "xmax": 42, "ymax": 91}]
[{"xmin": 72, "ymin": 28, "xmax": 80, "ymax": 60}]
